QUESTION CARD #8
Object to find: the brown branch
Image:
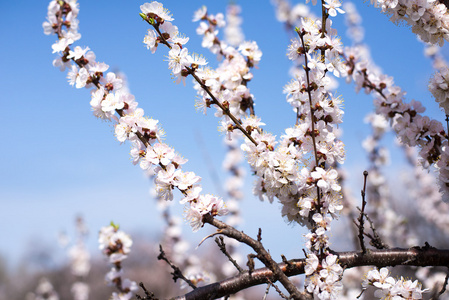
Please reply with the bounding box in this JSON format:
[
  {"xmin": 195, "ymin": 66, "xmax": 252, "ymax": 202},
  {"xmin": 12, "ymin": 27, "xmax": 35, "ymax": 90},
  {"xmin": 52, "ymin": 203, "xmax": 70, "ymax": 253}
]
[
  {"xmin": 168, "ymin": 247, "xmax": 449, "ymax": 300},
  {"xmin": 203, "ymin": 214, "xmax": 307, "ymax": 299}
]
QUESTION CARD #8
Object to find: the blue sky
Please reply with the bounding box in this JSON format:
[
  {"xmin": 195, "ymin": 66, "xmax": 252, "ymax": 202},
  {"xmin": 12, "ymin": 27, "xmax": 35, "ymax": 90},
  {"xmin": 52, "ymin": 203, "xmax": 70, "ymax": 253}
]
[{"xmin": 0, "ymin": 0, "xmax": 447, "ymax": 270}]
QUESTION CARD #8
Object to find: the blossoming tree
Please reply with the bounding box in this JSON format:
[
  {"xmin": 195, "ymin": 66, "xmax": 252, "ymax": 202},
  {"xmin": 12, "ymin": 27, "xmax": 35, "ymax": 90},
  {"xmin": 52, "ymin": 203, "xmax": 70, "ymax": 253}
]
[{"xmin": 42, "ymin": 0, "xmax": 449, "ymax": 299}]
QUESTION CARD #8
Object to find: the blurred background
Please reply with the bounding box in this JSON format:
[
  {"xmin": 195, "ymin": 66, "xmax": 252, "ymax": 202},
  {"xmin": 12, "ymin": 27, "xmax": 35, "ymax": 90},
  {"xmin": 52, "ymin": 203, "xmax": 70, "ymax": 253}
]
[{"xmin": 1, "ymin": 0, "xmax": 448, "ymax": 298}]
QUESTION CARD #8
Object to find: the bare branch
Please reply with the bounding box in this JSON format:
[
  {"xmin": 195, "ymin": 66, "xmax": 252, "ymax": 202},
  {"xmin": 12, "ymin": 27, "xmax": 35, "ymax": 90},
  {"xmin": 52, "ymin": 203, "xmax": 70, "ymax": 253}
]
[
  {"xmin": 364, "ymin": 212, "xmax": 389, "ymax": 250},
  {"xmin": 215, "ymin": 236, "xmax": 244, "ymax": 274},
  {"xmin": 136, "ymin": 282, "xmax": 159, "ymax": 300},
  {"xmin": 203, "ymin": 214, "xmax": 307, "ymax": 299},
  {"xmin": 157, "ymin": 245, "xmax": 197, "ymax": 290},
  {"xmin": 356, "ymin": 170, "xmax": 369, "ymax": 254}
]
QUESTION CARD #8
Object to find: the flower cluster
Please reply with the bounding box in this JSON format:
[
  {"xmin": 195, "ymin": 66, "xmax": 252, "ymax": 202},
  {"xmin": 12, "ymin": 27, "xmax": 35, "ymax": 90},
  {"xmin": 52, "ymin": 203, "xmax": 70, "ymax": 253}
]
[
  {"xmin": 141, "ymin": 2, "xmax": 204, "ymax": 85},
  {"xmin": 140, "ymin": 3, "xmax": 279, "ymax": 230},
  {"xmin": 239, "ymin": 16, "xmax": 346, "ymax": 232},
  {"xmin": 284, "ymin": 20, "xmax": 345, "ymax": 217},
  {"xmin": 44, "ymin": 0, "xmax": 228, "ymax": 232},
  {"xmin": 41, "ymin": 0, "xmax": 449, "ymax": 299},
  {"xmin": 143, "ymin": 4, "xmax": 236, "ymax": 230},
  {"xmin": 345, "ymin": 30, "xmax": 449, "ymax": 202},
  {"xmin": 426, "ymin": 42, "xmax": 449, "ymax": 114},
  {"xmin": 371, "ymin": 0, "xmax": 449, "ymax": 46},
  {"xmin": 99, "ymin": 224, "xmax": 138, "ymax": 300},
  {"xmin": 304, "ymin": 253, "xmax": 343, "ymax": 299},
  {"xmin": 99, "ymin": 224, "xmax": 133, "ymax": 264},
  {"xmin": 245, "ymin": 3, "xmax": 347, "ymax": 298},
  {"xmin": 191, "ymin": 5, "xmax": 262, "ymax": 121},
  {"xmin": 362, "ymin": 267, "xmax": 427, "ymax": 299},
  {"xmin": 429, "ymin": 67, "xmax": 449, "ymax": 114},
  {"xmin": 147, "ymin": 2, "xmax": 346, "ymax": 296}
]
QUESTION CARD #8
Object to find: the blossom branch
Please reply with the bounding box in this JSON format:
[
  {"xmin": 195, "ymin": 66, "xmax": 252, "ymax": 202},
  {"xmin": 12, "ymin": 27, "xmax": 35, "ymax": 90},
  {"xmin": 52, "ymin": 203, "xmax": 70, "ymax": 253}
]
[
  {"xmin": 344, "ymin": 43, "xmax": 449, "ymax": 202},
  {"xmin": 46, "ymin": 0, "xmax": 230, "ymax": 235},
  {"xmin": 140, "ymin": 12, "xmax": 258, "ymax": 146},
  {"xmin": 185, "ymin": 66, "xmax": 257, "ymax": 145},
  {"xmin": 194, "ymin": 7, "xmax": 257, "ymax": 115},
  {"xmin": 369, "ymin": 0, "xmax": 449, "ymax": 46},
  {"xmin": 297, "ymin": 29, "xmax": 321, "ymax": 172}
]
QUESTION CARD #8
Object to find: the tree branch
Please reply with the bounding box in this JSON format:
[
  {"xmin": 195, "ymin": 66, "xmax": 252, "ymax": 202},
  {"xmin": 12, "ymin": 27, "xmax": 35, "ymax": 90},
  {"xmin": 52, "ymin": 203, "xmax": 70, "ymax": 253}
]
[
  {"xmin": 203, "ymin": 214, "xmax": 307, "ymax": 299},
  {"xmin": 169, "ymin": 247, "xmax": 449, "ymax": 300}
]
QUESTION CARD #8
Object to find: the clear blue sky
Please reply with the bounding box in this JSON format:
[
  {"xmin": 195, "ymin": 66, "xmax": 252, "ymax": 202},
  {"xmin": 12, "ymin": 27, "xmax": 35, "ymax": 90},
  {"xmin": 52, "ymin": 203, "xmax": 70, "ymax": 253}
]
[{"xmin": 0, "ymin": 0, "xmax": 447, "ymax": 270}]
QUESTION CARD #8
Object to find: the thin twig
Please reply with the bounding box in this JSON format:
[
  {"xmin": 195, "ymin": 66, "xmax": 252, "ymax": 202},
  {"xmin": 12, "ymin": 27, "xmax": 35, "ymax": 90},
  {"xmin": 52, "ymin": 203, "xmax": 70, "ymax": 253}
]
[
  {"xmin": 263, "ymin": 282, "xmax": 272, "ymax": 300},
  {"xmin": 267, "ymin": 277, "xmax": 289, "ymax": 299},
  {"xmin": 157, "ymin": 245, "xmax": 197, "ymax": 290},
  {"xmin": 136, "ymin": 282, "xmax": 159, "ymax": 300},
  {"xmin": 357, "ymin": 170, "xmax": 369, "ymax": 254},
  {"xmin": 197, "ymin": 231, "xmax": 223, "ymax": 249},
  {"xmin": 363, "ymin": 213, "xmax": 389, "ymax": 250},
  {"xmin": 215, "ymin": 236, "xmax": 244, "ymax": 273}
]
